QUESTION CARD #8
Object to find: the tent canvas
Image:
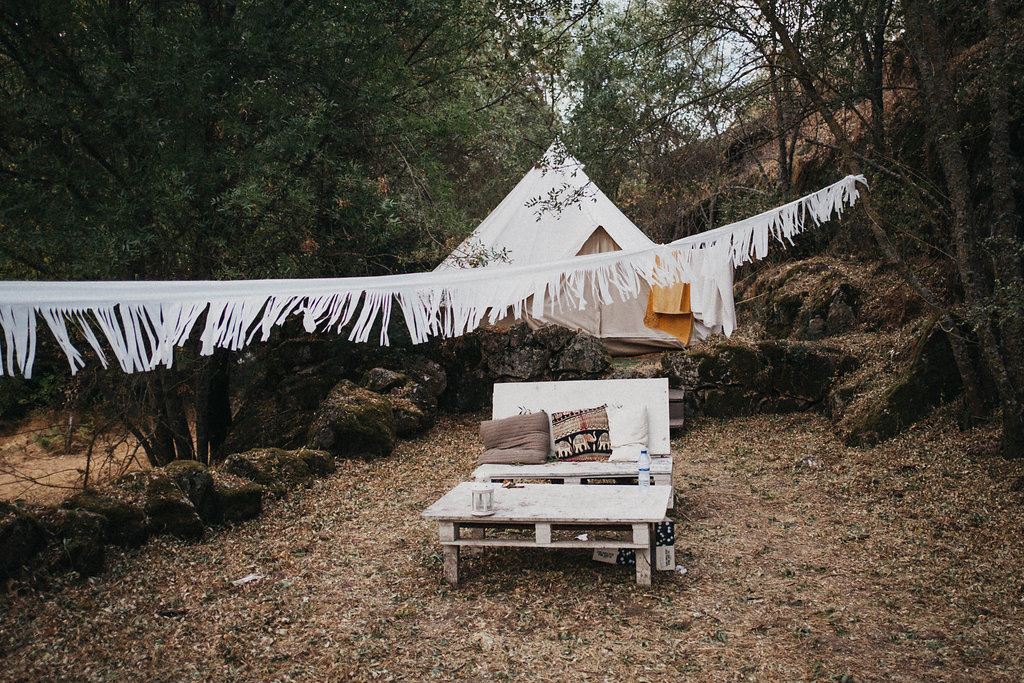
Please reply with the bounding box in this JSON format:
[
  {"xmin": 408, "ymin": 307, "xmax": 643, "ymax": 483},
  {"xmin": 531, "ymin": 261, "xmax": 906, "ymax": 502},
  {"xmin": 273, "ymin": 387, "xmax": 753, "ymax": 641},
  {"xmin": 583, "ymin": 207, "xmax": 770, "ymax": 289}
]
[{"xmin": 436, "ymin": 145, "xmax": 724, "ymax": 355}]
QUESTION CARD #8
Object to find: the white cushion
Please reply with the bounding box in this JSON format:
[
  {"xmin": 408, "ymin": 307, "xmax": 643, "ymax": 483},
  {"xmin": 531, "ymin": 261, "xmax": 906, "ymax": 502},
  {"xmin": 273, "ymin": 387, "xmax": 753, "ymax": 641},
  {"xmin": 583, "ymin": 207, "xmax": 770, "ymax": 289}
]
[{"xmin": 606, "ymin": 404, "xmax": 648, "ymax": 462}]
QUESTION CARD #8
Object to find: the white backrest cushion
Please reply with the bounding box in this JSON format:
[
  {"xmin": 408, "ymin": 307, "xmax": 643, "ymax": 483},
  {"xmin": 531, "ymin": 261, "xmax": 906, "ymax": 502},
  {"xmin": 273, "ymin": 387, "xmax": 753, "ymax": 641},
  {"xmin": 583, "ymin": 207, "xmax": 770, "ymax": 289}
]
[
  {"xmin": 492, "ymin": 378, "xmax": 670, "ymax": 455},
  {"xmin": 607, "ymin": 404, "xmax": 648, "ymax": 462}
]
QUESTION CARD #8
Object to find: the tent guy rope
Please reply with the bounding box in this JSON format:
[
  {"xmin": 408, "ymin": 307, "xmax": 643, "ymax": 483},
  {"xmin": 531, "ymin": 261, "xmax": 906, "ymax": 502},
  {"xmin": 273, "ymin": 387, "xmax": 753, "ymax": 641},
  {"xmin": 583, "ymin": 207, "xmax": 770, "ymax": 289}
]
[{"xmin": 0, "ymin": 174, "xmax": 867, "ymax": 378}]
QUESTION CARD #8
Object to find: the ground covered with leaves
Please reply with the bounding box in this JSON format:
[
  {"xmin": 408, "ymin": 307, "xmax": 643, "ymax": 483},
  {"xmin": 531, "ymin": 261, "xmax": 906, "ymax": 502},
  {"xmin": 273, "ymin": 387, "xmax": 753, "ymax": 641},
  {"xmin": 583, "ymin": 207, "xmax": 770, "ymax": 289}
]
[{"xmin": 2, "ymin": 407, "xmax": 1023, "ymax": 681}]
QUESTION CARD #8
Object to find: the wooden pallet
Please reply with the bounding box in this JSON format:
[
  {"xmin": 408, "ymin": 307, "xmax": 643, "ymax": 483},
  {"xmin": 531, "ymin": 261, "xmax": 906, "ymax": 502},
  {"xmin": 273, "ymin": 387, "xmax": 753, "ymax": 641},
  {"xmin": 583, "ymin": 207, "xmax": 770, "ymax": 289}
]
[
  {"xmin": 422, "ymin": 483, "xmax": 671, "ymax": 586},
  {"xmin": 472, "ymin": 458, "xmax": 675, "ymax": 508}
]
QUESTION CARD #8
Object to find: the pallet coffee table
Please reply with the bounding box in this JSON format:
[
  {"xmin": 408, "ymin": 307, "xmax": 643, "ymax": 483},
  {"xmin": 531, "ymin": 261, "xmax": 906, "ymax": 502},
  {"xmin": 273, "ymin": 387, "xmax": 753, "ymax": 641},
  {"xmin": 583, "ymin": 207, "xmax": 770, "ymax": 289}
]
[{"xmin": 421, "ymin": 482, "xmax": 672, "ymax": 586}]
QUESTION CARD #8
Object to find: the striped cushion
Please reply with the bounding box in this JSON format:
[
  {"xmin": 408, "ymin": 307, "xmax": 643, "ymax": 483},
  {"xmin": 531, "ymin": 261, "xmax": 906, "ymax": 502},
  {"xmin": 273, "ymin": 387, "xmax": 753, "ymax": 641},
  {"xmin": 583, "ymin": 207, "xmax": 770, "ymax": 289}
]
[{"xmin": 478, "ymin": 411, "xmax": 550, "ymax": 465}]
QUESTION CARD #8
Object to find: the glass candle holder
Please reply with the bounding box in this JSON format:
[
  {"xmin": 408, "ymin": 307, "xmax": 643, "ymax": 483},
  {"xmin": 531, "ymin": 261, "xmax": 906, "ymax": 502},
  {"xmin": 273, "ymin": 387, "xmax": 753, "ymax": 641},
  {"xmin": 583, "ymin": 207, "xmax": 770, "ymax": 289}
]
[{"xmin": 471, "ymin": 482, "xmax": 495, "ymax": 515}]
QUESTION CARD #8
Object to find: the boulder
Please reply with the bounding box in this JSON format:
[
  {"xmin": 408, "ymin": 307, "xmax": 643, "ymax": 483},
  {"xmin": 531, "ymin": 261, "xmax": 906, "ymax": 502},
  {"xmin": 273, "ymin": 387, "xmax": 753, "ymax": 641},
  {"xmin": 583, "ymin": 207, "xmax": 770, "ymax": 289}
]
[
  {"xmin": 662, "ymin": 342, "xmax": 769, "ymax": 418},
  {"xmin": 44, "ymin": 508, "xmax": 107, "ymax": 577},
  {"xmin": 144, "ymin": 472, "xmax": 206, "ymax": 540},
  {"xmin": 222, "ymin": 447, "xmax": 316, "ymax": 497},
  {"xmin": 532, "ymin": 324, "xmax": 576, "ymax": 354},
  {"xmin": 403, "ymin": 357, "xmax": 448, "ymax": 401},
  {"xmin": 443, "ymin": 366, "xmax": 490, "ymax": 413},
  {"xmin": 297, "ymin": 448, "xmax": 336, "ymax": 476},
  {"xmin": 110, "ymin": 471, "xmax": 149, "ymax": 496},
  {"xmin": 765, "ymin": 292, "xmax": 804, "ymax": 338},
  {"xmin": 661, "ymin": 340, "xmax": 857, "ymax": 417},
  {"xmin": 826, "ymin": 380, "xmax": 867, "ymax": 421},
  {"xmin": 826, "ymin": 283, "xmax": 860, "ymax": 335},
  {"xmin": 214, "ymin": 481, "xmax": 264, "ymax": 523},
  {"xmin": 307, "ymin": 380, "xmax": 396, "ymax": 458},
  {"xmin": 361, "ymin": 365, "xmax": 441, "ymax": 438},
  {"xmin": 759, "ymin": 342, "xmax": 858, "ymax": 409},
  {"xmin": 0, "ymin": 501, "xmax": 46, "ymax": 577},
  {"xmin": 62, "ymin": 490, "xmax": 149, "ymax": 547},
  {"xmin": 846, "ymin": 318, "xmax": 962, "ymax": 446},
  {"xmin": 488, "ymin": 346, "xmax": 550, "ymax": 380},
  {"xmin": 165, "ymin": 459, "xmax": 219, "ymax": 524},
  {"xmin": 219, "ymin": 337, "xmax": 374, "ymax": 456},
  {"xmin": 432, "ymin": 323, "xmax": 609, "ymax": 409},
  {"xmin": 749, "ymin": 261, "xmax": 862, "ymax": 340},
  {"xmin": 387, "ymin": 395, "xmax": 430, "ymax": 437},
  {"xmin": 551, "ymin": 333, "xmax": 611, "ymax": 378},
  {"xmin": 804, "ymin": 316, "xmax": 827, "ymax": 340},
  {"xmin": 361, "ymin": 367, "xmax": 405, "ymax": 394}
]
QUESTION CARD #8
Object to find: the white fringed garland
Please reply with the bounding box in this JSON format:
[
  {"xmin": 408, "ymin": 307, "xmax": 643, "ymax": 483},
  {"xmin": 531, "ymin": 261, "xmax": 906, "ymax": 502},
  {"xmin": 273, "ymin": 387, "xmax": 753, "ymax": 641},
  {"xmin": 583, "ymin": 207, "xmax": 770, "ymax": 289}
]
[{"xmin": 0, "ymin": 174, "xmax": 867, "ymax": 377}]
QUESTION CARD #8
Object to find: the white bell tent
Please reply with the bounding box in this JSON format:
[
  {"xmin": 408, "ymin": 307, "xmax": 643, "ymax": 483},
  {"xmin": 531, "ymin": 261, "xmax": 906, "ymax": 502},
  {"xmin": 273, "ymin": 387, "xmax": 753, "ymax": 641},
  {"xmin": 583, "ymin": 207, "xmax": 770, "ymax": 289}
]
[{"xmin": 436, "ymin": 145, "xmax": 727, "ymax": 355}]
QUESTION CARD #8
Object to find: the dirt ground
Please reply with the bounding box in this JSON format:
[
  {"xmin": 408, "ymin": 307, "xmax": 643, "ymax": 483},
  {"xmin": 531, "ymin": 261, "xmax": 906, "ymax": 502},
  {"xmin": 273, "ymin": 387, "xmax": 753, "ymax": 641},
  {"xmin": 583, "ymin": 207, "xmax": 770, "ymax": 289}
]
[
  {"xmin": 2, "ymin": 407, "xmax": 1024, "ymax": 682},
  {"xmin": 0, "ymin": 416, "xmax": 145, "ymax": 505}
]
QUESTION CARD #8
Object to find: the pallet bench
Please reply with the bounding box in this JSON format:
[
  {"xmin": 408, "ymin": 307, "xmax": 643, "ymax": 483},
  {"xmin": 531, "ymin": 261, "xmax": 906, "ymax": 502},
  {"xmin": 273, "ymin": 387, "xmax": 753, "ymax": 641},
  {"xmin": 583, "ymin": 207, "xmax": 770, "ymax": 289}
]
[{"xmin": 471, "ymin": 378, "xmax": 676, "ymax": 508}]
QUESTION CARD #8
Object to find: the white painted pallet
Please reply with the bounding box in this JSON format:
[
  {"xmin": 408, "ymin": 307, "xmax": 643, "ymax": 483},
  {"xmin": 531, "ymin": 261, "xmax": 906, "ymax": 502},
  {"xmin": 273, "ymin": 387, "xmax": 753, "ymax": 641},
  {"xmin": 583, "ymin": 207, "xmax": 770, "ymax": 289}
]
[
  {"xmin": 492, "ymin": 377, "xmax": 671, "ymax": 455},
  {"xmin": 422, "ymin": 483, "xmax": 671, "ymax": 586},
  {"xmin": 482, "ymin": 378, "xmax": 676, "ymax": 507}
]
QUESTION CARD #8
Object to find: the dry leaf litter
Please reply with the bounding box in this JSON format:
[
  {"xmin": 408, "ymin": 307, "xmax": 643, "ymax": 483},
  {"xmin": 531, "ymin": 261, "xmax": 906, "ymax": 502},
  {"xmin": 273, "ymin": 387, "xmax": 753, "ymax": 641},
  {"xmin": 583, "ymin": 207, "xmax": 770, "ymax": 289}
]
[{"xmin": 1, "ymin": 401, "xmax": 1023, "ymax": 682}]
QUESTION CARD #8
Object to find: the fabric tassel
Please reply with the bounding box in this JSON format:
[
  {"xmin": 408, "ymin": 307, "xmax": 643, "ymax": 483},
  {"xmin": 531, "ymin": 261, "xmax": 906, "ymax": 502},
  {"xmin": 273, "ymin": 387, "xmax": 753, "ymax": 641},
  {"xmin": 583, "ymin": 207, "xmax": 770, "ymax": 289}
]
[{"xmin": 0, "ymin": 175, "xmax": 867, "ymax": 377}]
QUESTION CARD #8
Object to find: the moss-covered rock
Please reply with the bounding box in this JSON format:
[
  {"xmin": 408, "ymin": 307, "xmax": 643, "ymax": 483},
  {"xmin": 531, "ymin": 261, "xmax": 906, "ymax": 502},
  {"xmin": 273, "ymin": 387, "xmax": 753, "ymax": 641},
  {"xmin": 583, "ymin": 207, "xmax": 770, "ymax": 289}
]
[
  {"xmin": 826, "ymin": 283, "xmax": 860, "ymax": 335},
  {"xmin": 218, "ymin": 337, "xmax": 369, "ymax": 457},
  {"xmin": 551, "ymin": 333, "xmax": 611, "ymax": 378},
  {"xmin": 144, "ymin": 472, "xmax": 206, "ymax": 540},
  {"xmin": 664, "ymin": 342, "xmax": 769, "ymax": 391},
  {"xmin": 296, "ymin": 448, "xmax": 336, "ymax": 477},
  {"xmin": 0, "ymin": 501, "xmax": 46, "ymax": 577},
  {"xmin": 62, "ymin": 490, "xmax": 148, "ymax": 547},
  {"xmin": 827, "ymin": 380, "xmax": 867, "ymax": 421},
  {"xmin": 384, "ymin": 381, "xmax": 437, "ymax": 437},
  {"xmin": 43, "ymin": 508, "xmax": 107, "ymax": 577},
  {"xmin": 385, "ymin": 396, "xmax": 428, "ymax": 437},
  {"xmin": 307, "ymin": 381, "xmax": 396, "ymax": 459},
  {"xmin": 663, "ymin": 340, "xmax": 857, "ymax": 417},
  {"xmin": 702, "ymin": 386, "xmax": 761, "ymax": 417},
  {"xmin": 760, "ymin": 341, "xmax": 856, "ymax": 407},
  {"xmin": 745, "ymin": 260, "xmax": 862, "ymax": 341},
  {"xmin": 222, "ymin": 447, "xmax": 316, "ymax": 497},
  {"xmin": 214, "ymin": 481, "xmax": 264, "ymax": 523},
  {"xmin": 111, "ymin": 471, "xmax": 149, "ymax": 495},
  {"xmin": 361, "ymin": 367, "xmax": 405, "ymax": 394},
  {"xmin": 846, "ymin": 318, "xmax": 962, "ymax": 446},
  {"xmin": 662, "ymin": 342, "xmax": 769, "ymax": 417},
  {"xmin": 164, "ymin": 459, "xmax": 219, "ymax": 523},
  {"xmin": 487, "ymin": 345, "xmax": 550, "ymax": 380},
  {"xmin": 765, "ymin": 292, "xmax": 805, "ymax": 338}
]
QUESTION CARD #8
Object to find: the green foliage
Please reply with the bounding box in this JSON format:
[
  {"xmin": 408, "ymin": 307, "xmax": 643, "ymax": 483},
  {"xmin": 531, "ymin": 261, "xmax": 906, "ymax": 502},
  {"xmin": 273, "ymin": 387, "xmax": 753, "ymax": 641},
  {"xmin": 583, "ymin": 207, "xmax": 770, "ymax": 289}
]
[
  {"xmin": 558, "ymin": 2, "xmax": 733, "ymax": 197},
  {"xmin": 0, "ymin": 0, "xmax": 566, "ymax": 282}
]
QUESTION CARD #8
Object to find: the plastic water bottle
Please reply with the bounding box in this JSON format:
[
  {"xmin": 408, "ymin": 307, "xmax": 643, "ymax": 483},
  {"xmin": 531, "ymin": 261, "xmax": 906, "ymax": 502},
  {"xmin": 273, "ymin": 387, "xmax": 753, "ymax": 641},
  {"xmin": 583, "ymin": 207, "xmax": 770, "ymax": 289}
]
[{"xmin": 638, "ymin": 448, "xmax": 651, "ymax": 488}]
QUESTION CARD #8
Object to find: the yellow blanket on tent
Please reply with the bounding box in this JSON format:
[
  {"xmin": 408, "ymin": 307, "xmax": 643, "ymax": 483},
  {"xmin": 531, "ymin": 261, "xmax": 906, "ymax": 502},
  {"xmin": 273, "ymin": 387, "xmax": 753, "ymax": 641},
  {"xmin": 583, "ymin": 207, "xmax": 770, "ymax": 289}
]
[{"xmin": 644, "ymin": 280, "xmax": 693, "ymax": 345}]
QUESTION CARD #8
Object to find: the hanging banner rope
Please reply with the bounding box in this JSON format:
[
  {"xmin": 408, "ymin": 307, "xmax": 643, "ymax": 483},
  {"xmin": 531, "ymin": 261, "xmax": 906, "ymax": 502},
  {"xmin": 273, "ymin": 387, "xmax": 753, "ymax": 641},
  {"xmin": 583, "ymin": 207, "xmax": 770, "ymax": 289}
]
[{"xmin": 0, "ymin": 174, "xmax": 867, "ymax": 377}]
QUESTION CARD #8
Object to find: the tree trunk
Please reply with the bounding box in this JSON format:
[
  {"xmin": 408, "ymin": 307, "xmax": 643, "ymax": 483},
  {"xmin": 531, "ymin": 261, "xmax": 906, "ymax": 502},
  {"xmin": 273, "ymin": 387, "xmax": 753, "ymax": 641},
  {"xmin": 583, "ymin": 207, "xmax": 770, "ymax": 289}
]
[
  {"xmin": 986, "ymin": 0, "xmax": 1024, "ymax": 458},
  {"xmin": 145, "ymin": 374, "xmax": 177, "ymax": 466},
  {"xmin": 904, "ymin": 0, "xmax": 1024, "ymax": 457},
  {"xmin": 858, "ymin": 0, "xmax": 891, "ymax": 153},
  {"xmin": 195, "ymin": 348, "xmax": 232, "ymax": 464},
  {"xmin": 767, "ymin": 52, "xmax": 792, "ymax": 191},
  {"xmin": 159, "ymin": 368, "xmax": 196, "ymax": 461},
  {"xmin": 755, "ymin": 0, "xmax": 989, "ymax": 421}
]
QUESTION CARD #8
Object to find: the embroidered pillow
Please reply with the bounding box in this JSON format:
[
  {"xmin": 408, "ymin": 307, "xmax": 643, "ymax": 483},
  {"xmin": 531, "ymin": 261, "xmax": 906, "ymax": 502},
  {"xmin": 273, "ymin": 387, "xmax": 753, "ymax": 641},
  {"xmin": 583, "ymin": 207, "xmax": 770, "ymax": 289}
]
[
  {"xmin": 550, "ymin": 405, "xmax": 612, "ymax": 462},
  {"xmin": 606, "ymin": 404, "xmax": 649, "ymax": 462}
]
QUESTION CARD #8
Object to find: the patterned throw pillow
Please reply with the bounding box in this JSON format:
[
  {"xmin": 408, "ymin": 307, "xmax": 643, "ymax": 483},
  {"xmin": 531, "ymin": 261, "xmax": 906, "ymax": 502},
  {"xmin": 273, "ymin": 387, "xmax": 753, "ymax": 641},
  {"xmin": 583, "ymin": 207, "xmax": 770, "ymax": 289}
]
[{"xmin": 550, "ymin": 405, "xmax": 612, "ymax": 462}]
